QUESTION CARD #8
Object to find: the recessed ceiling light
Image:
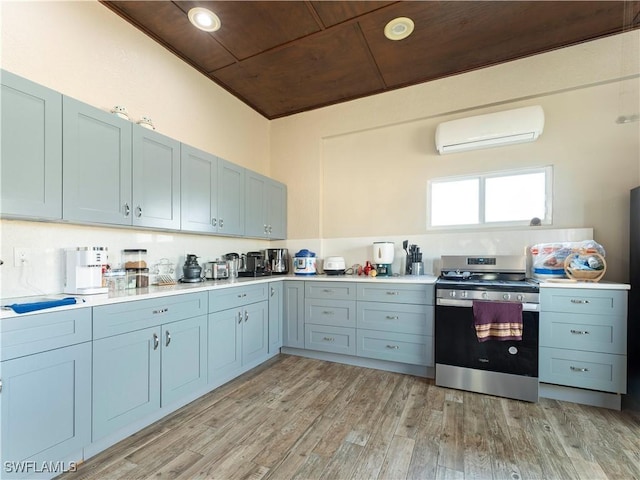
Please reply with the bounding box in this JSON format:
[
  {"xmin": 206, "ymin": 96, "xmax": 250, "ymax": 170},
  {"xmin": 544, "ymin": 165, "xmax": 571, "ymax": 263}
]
[
  {"xmin": 384, "ymin": 17, "xmax": 414, "ymax": 41},
  {"xmin": 188, "ymin": 7, "xmax": 221, "ymax": 32}
]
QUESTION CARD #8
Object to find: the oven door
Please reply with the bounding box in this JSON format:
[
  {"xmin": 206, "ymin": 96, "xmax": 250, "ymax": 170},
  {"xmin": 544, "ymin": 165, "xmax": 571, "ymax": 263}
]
[{"xmin": 435, "ymin": 299, "xmax": 539, "ymax": 377}]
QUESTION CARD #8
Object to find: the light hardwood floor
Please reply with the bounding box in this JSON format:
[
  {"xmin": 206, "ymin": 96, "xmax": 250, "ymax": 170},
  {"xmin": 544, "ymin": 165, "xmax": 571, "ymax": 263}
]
[{"xmin": 61, "ymin": 354, "xmax": 640, "ymax": 480}]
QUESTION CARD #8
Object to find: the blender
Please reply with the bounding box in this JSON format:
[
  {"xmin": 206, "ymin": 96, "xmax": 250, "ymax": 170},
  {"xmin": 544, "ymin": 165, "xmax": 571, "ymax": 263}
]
[{"xmin": 373, "ymin": 242, "xmax": 394, "ymax": 276}]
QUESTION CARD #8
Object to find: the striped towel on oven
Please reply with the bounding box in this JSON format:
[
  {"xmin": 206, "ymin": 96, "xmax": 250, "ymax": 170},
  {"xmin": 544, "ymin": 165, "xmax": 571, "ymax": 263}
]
[{"xmin": 472, "ymin": 300, "xmax": 523, "ymax": 342}]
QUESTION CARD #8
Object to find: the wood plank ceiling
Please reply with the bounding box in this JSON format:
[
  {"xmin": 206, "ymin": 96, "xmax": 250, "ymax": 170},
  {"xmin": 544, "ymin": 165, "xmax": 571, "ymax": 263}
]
[{"xmin": 102, "ymin": 1, "xmax": 640, "ymax": 119}]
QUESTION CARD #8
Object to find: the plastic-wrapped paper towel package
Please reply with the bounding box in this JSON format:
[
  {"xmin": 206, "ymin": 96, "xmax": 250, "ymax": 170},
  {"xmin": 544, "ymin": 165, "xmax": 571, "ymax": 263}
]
[{"xmin": 530, "ymin": 240, "xmax": 606, "ymax": 280}]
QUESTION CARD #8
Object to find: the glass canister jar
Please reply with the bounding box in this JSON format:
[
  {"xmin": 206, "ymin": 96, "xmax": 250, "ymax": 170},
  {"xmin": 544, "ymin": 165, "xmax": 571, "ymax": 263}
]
[{"xmin": 123, "ymin": 249, "xmax": 147, "ymax": 269}]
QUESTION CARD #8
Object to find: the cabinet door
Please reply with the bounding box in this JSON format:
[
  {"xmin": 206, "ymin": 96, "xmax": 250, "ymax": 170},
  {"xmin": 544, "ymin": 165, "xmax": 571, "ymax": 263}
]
[
  {"xmin": 244, "ymin": 170, "xmax": 268, "ymax": 238},
  {"xmin": 161, "ymin": 316, "xmax": 208, "ymax": 406},
  {"xmin": 63, "ymin": 96, "xmax": 132, "ymax": 225},
  {"xmin": 1, "ymin": 70, "xmax": 62, "ymax": 220},
  {"xmin": 208, "ymin": 309, "xmax": 242, "ymax": 384},
  {"xmin": 267, "ymin": 179, "xmax": 287, "ymax": 239},
  {"xmin": 0, "ymin": 343, "xmax": 90, "ymax": 469},
  {"xmin": 283, "ymin": 281, "xmax": 305, "ymax": 348},
  {"xmin": 268, "ymin": 283, "xmax": 283, "ymax": 354},
  {"xmin": 180, "ymin": 144, "xmax": 217, "ymax": 233},
  {"xmin": 242, "ymin": 301, "xmax": 268, "ymax": 365},
  {"xmin": 92, "ymin": 327, "xmax": 161, "ymax": 441},
  {"xmin": 132, "ymin": 125, "xmax": 181, "ymax": 229},
  {"xmin": 217, "ymin": 159, "xmax": 245, "ymax": 236}
]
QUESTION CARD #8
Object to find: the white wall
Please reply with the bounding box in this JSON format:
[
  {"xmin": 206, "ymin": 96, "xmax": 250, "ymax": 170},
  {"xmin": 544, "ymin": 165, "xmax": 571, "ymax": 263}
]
[{"xmin": 271, "ymin": 30, "xmax": 640, "ymax": 282}]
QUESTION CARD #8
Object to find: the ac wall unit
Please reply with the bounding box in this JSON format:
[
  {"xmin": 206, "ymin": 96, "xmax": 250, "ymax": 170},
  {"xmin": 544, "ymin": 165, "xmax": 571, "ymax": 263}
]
[{"xmin": 435, "ymin": 105, "xmax": 544, "ymax": 154}]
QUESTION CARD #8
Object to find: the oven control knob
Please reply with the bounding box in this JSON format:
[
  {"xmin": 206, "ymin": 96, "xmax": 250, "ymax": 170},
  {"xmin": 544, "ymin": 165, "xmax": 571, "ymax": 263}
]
[
  {"xmin": 460, "ymin": 291, "xmax": 468, "ymax": 298},
  {"xmin": 517, "ymin": 294, "xmax": 524, "ymax": 302},
  {"xmin": 449, "ymin": 291, "xmax": 456, "ymax": 298},
  {"xmin": 482, "ymin": 292, "xmax": 489, "ymax": 299},
  {"xmin": 503, "ymin": 293, "xmax": 511, "ymax": 300}
]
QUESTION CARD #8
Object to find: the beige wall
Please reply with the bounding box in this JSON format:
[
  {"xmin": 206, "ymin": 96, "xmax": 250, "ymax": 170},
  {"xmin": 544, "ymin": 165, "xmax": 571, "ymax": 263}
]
[{"xmin": 271, "ymin": 31, "xmax": 640, "ymax": 282}]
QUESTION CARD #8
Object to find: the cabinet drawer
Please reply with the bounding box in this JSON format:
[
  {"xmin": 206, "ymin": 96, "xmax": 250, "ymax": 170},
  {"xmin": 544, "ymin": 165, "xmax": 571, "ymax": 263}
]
[
  {"xmin": 540, "ymin": 289, "xmax": 627, "ymax": 315},
  {"xmin": 305, "ymin": 281, "xmax": 357, "ymax": 300},
  {"xmin": 1, "ymin": 307, "xmax": 91, "ymax": 361},
  {"xmin": 357, "ymin": 302, "xmax": 433, "ymax": 335},
  {"xmin": 305, "ymin": 324, "xmax": 356, "ymax": 355},
  {"xmin": 539, "ymin": 347, "xmax": 626, "ymax": 394},
  {"xmin": 540, "ymin": 312, "xmax": 627, "ymax": 354},
  {"xmin": 93, "ymin": 292, "xmax": 207, "ymax": 339},
  {"xmin": 357, "ymin": 329, "xmax": 432, "ymax": 366},
  {"xmin": 305, "ymin": 299, "xmax": 356, "ymax": 328},
  {"xmin": 357, "ymin": 283, "xmax": 434, "ymax": 305},
  {"xmin": 209, "ymin": 283, "xmax": 269, "ymax": 312}
]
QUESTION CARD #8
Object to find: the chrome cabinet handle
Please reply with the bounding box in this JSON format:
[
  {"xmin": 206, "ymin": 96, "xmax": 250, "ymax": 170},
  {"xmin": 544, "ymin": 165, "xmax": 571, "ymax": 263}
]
[
  {"xmin": 0, "ymin": 379, "xmax": 3, "ymax": 393},
  {"xmin": 219, "ymin": 218, "xmax": 224, "ymax": 228},
  {"xmin": 570, "ymin": 329, "xmax": 590, "ymax": 335},
  {"xmin": 264, "ymin": 224, "xmax": 268, "ymax": 233},
  {"xmin": 268, "ymin": 225, "xmax": 272, "ymax": 234},
  {"xmin": 165, "ymin": 330, "xmax": 171, "ymax": 347},
  {"xmin": 386, "ymin": 315, "xmax": 399, "ymax": 320},
  {"xmin": 135, "ymin": 205, "xmax": 142, "ymax": 217},
  {"xmin": 238, "ymin": 311, "xmax": 242, "ymax": 324},
  {"xmin": 124, "ymin": 203, "xmax": 131, "ymax": 217},
  {"xmin": 245, "ymin": 310, "xmax": 249, "ymax": 322},
  {"xmin": 212, "ymin": 218, "xmax": 217, "ymax": 227},
  {"xmin": 153, "ymin": 308, "xmax": 168, "ymax": 314},
  {"xmin": 386, "ymin": 345, "xmax": 400, "ymax": 349},
  {"xmin": 323, "ymin": 337, "xmax": 335, "ymax": 342},
  {"xmin": 322, "ymin": 289, "xmax": 333, "ymax": 293},
  {"xmin": 237, "ymin": 293, "xmax": 247, "ymax": 298},
  {"xmin": 153, "ymin": 333, "xmax": 159, "ymax": 350},
  {"xmin": 322, "ymin": 310, "xmax": 334, "ymax": 315},
  {"xmin": 271, "ymin": 287, "xmax": 275, "ymax": 297},
  {"xmin": 570, "ymin": 299, "xmax": 589, "ymax": 304},
  {"xmin": 570, "ymin": 366, "xmax": 589, "ymax": 372},
  {"xmin": 386, "ymin": 291, "xmax": 399, "ymax": 296}
]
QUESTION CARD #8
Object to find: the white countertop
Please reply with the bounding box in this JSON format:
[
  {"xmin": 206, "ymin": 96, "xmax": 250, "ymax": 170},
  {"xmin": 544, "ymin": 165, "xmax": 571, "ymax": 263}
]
[
  {"xmin": 538, "ymin": 280, "xmax": 630, "ymax": 290},
  {"xmin": 0, "ymin": 273, "xmax": 438, "ymax": 319}
]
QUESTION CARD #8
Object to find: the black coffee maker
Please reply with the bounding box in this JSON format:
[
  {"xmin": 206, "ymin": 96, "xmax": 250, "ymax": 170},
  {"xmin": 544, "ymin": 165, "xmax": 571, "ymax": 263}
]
[{"xmin": 239, "ymin": 251, "xmax": 270, "ymax": 277}]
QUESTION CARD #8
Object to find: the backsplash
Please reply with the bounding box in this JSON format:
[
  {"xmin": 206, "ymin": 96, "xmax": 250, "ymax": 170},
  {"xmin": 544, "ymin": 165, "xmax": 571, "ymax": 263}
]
[
  {"xmin": 278, "ymin": 227, "xmax": 594, "ymax": 277},
  {"xmin": 0, "ymin": 219, "xmax": 594, "ymax": 299},
  {"xmin": 0, "ymin": 220, "xmax": 269, "ymax": 299}
]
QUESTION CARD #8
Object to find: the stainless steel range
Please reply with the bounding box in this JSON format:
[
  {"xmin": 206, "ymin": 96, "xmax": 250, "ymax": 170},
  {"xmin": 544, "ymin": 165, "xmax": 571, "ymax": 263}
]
[{"xmin": 435, "ymin": 255, "xmax": 540, "ymax": 402}]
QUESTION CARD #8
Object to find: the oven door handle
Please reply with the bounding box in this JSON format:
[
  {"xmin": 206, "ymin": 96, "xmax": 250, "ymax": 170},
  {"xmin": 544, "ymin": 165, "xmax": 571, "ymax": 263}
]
[{"xmin": 436, "ymin": 298, "xmax": 539, "ymax": 312}]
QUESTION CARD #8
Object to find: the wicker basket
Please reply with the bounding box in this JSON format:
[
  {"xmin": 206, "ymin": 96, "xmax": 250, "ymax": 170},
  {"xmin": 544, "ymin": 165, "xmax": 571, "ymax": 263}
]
[{"xmin": 564, "ymin": 251, "xmax": 606, "ymax": 282}]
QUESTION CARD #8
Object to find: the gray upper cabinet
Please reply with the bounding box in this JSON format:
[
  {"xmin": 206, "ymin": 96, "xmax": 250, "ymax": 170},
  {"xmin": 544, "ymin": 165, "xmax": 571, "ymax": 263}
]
[
  {"xmin": 63, "ymin": 96, "xmax": 133, "ymax": 225},
  {"xmin": 132, "ymin": 125, "xmax": 181, "ymax": 230},
  {"xmin": 245, "ymin": 170, "xmax": 287, "ymax": 239},
  {"xmin": 1, "ymin": 70, "xmax": 62, "ymax": 220},
  {"xmin": 181, "ymin": 144, "xmax": 218, "ymax": 233},
  {"xmin": 217, "ymin": 159, "xmax": 245, "ymax": 236},
  {"xmin": 181, "ymin": 145, "xmax": 245, "ymax": 235}
]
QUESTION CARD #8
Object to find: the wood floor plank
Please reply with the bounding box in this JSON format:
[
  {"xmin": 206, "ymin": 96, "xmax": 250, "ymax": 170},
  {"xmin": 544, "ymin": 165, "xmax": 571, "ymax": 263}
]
[{"xmin": 59, "ymin": 354, "xmax": 640, "ymax": 480}]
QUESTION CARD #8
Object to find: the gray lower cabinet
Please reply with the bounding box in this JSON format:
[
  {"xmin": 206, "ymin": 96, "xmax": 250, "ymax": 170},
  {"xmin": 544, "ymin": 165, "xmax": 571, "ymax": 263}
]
[
  {"xmin": 0, "ymin": 309, "xmax": 92, "ymax": 478},
  {"xmin": 1, "ymin": 70, "xmax": 63, "ymax": 220},
  {"xmin": 181, "ymin": 145, "xmax": 245, "ymax": 235},
  {"xmin": 245, "ymin": 170, "xmax": 287, "ymax": 239},
  {"xmin": 92, "ymin": 293, "xmax": 208, "ymax": 441},
  {"xmin": 208, "ymin": 285, "xmax": 269, "ymax": 384},
  {"xmin": 268, "ymin": 282, "xmax": 283, "ymax": 353},
  {"xmin": 283, "ymin": 281, "xmax": 305, "ymax": 348},
  {"xmin": 539, "ymin": 288, "xmax": 627, "ymax": 393}
]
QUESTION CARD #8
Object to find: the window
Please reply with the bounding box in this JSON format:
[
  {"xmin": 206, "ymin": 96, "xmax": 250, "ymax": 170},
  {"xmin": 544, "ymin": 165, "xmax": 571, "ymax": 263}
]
[{"xmin": 427, "ymin": 166, "xmax": 552, "ymax": 228}]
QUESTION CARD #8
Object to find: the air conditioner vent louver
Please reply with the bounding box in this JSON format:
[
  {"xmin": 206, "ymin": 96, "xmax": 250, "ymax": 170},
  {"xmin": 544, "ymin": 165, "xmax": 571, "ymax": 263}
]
[{"xmin": 435, "ymin": 106, "xmax": 544, "ymax": 154}]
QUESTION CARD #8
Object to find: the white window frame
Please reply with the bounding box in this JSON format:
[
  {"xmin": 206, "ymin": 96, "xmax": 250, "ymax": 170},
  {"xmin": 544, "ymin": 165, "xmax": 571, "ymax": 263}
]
[{"xmin": 427, "ymin": 166, "xmax": 553, "ymax": 229}]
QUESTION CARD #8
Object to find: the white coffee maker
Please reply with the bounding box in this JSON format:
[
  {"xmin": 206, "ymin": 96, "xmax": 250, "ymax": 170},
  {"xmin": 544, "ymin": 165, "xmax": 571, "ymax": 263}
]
[{"xmin": 64, "ymin": 247, "xmax": 109, "ymax": 294}]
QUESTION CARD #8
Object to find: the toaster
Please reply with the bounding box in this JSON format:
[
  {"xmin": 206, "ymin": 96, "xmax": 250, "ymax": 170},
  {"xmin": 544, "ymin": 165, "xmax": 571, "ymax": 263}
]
[{"xmin": 204, "ymin": 261, "xmax": 229, "ymax": 280}]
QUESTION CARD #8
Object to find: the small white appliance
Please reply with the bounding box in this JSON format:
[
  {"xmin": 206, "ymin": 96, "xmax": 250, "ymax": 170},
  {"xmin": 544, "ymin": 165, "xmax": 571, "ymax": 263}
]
[
  {"xmin": 324, "ymin": 256, "xmax": 346, "ymax": 275},
  {"xmin": 64, "ymin": 247, "xmax": 109, "ymax": 294},
  {"xmin": 294, "ymin": 249, "xmax": 316, "ymax": 275},
  {"xmin": 373, "ymin": 242, "xmax": 394, "ymax": 276}
]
